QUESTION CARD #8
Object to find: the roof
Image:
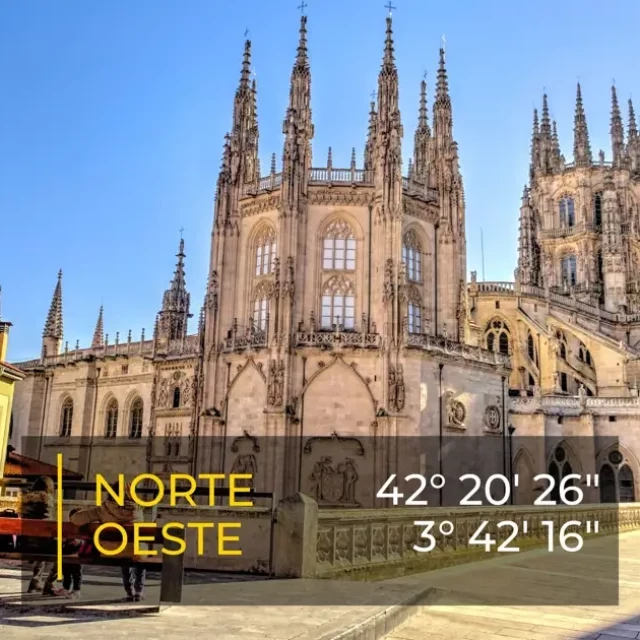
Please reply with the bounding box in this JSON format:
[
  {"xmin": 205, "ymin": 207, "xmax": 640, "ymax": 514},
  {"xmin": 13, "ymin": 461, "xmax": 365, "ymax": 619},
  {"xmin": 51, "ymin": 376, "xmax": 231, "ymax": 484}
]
[
  {"xmin": 0, "ymin": 360, "xmax": 26, "ymax": 381},
  {"xmin": 3, "ymin": 451, "xmax": 83, "ymax": 479}
]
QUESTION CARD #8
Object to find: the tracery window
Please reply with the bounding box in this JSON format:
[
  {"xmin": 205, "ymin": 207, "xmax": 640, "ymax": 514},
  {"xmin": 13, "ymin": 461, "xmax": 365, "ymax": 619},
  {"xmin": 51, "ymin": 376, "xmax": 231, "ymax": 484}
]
[
  {"xmin": 321, "ymin": 275, "xmax": 355, "ymax": 329},
  {"xmin": 129, "ymin": 397, "xmax": 143, "ymax": 439},
  {"xmin": 322, "ymin": 219, "xmax": 356, "ymax": 271},
  {"xmin": 578, "ymin": 343, "xmax": 593, "ymax": 367},
  {"xmin": 254, "ymin": 226, "xmax": 277, "ymax": 276},
  {"xmin": 252, "ymin": 281, "xmax": 272, "ymax": 331},
  {"xmin": 600, "ymin": 450, "xmax": 636, "ymax": 503},
  {"xmin": 559, "ymin": 196, "xmax": 575, "ymax": 227},
  {"xmin": 105, "ymin": 398, "xmax": 118, "ymax": 438},
  {"xmin": 548, "ymin": 445, "xmax": 575, "ymax": 502},
  {"xmin": 561, "ymin": 255, "xmax": 577, "ymax": 287},
  {"xmin": 594, "ymin": 192, "xmax": 603, "ymax": 227},
  {"xmin": 485, "ymin": 318, "xmax": 510, "ymax": 355},
  {"xmin": 402, "ymin": 230, "xmax": 422, "ymax": 283},
  {"xmin": 60, "ymin": 397, "xmax": 73, "ymax": 437},
  {"xmin": 406, "ymin": 286, "xmax": 423, "ymax": 334},
  {"xmin": 527, "ymin": 332, "xmax": 537, "ymax": 365}
]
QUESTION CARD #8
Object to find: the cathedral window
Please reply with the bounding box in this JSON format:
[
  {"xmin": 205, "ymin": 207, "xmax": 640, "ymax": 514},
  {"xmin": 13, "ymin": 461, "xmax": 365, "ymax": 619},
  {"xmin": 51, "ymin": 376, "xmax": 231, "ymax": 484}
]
[
  {"xmin": 129, "ymin": 397, "xmax": 143, "ymax": 439},
  {"xmin": 254, "ymin": 227, "xmax": 277, "ymax": 276},
  {"xmin": 406, "ymin": 285, "xmax": 423, "ymax": 334},
  {"xmin": 600, "ymin": 452, "xmax": 636, "ymax": 503},
  {"xmin": 252, "ymin": 280, "xmax": 272, "ymax": 332},
  {"xmin": 402, "ymin": 230, "xmax": 422, "ymax": 282},
  {"xmin": 559, "ymin": 196, "xmax": 575, "ymax": 227},
  {"xmin": 322, "ymin": 219, "xmax": 356, "ymax": 271},
  {"xmin": 527, "ymin": 332, "xmax": 538, "ymax": 365},
  {"xmin": 172, "ymin": 387, "xmax": 181, "ymax": 409},
  {"xmin": 548, "ymin": 446, "xmax": 574, "ymax": 502},
  {"xmin": 485, "ymin": 318, "xmax": 510, "ymax": 355},
  {"xmin": 594, "ymin": 192, "xmax": 603, "ymax": 227},
  {"xmin": 578, "ymin": 343, "xmax": 593, "ymax": 367},
  {"xmin": 560, "ymin": 372, "xmax": 568, "ymax": 392},
  {"xmin": 321, "ymin": 275, "xmax": 355, "ymax": 329},
  {"xmin": 59, "ymin": 397, "xmax": 73, "ymax": 438},
  {"xmin": 561, "ymin": 255, "xmax": 577, "ymax": 288},
  {"xmin": 105, "ymin": 398, "xmax": 118, "ymax": 438}
]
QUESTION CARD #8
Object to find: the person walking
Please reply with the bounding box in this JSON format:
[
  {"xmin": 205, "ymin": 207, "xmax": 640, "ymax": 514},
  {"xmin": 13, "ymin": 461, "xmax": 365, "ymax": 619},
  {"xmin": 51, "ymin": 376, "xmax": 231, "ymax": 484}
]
[{"xmin": 70, "ymin": 481, "xmax": 146, "ymax": 601}]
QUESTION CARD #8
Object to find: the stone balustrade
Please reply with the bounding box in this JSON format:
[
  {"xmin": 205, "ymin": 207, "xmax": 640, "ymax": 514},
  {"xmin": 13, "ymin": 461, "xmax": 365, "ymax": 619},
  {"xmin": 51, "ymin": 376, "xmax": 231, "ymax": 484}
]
[
  {"xmin": 295, "ymin": 330, "xmax": 381, "ymax": 349},
  {"xmin": 405, "ymin": 333, "xmax": 510, "ymax": 367},
  {"xmin": 511, "ymin": 392, "xmax": 640, "ymax": 414},
  {"xmin": 222, "ymin": 328, "xmax": 268, "ymax": 353},
  {"xmin": 314, "ymin": 502, "xmax": 640, "ymax": 579}
]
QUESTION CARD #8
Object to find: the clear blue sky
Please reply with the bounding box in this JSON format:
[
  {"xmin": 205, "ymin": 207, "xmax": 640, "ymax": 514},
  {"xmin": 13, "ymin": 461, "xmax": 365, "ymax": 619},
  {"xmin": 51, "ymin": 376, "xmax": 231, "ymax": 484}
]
[{"xmin": 2, "ymin": 0, "xmax": 639, "ymax": 361}]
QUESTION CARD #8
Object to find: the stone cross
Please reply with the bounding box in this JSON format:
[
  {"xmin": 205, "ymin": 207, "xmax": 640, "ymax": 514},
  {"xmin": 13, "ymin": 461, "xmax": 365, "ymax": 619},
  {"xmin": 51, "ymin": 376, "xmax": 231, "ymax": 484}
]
[
  {"xmin": 385, "ymin": 1, "xmax": 396, "ymax": 15},
  {"xmin": 297, "ymin": 0, "xmax": 307, "ymax": 15}
]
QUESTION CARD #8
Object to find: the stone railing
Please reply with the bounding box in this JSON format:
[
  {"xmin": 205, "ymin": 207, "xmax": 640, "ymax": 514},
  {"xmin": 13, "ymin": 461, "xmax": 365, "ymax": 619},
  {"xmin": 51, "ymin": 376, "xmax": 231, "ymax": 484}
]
[
  {"xmin": 309, "ymin": 167, "xmax": 372, "ymax": 184},
  {"xmin": 222, "ymin": 328, "xmax": 268, "ymax": 353},
  {"xmin": 511, "ymin": 393, "xmax": 640, "ymax": 413},
  {"xmin": 564, "ymin": 160, "xmax": 614, "ymax": 169},
  {"xmin": 314, "ymin": 502, "xmax": 640, "ymax": 579},
  {"xmin": 405, "ymin": 333, "xmax": 510, "ymax": 367},
  {"xmin": 473, "ymin": 281, "xmax": 516, "ymax": 295},
  {"xmin": 402, "ymin": 177, "xmax": 439, "ymax": 202},
  {"xmin": 295, "ymin": 330, "xmax": 381, "ymax": 349},
  {"xmin": 540, "ymin": 221, "xmax": 589, "ymax": 239}
]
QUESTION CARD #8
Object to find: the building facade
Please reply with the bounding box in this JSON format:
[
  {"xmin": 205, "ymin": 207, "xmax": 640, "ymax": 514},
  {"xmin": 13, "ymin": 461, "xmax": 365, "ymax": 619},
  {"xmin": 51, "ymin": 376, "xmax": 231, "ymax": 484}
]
[{"xmin": 9, "ymin": 16, "xmax": 639, "ymax": 506}]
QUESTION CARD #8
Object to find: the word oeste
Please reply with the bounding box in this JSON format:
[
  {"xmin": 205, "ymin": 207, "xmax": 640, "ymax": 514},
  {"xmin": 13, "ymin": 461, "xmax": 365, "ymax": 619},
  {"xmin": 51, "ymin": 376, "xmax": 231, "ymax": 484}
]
[
  {"xmin": 93, "ymin": 521, "xmax": 242, "ymax": 557},
  {"xmin": 95, "ymin": 473, "xmax": 254, "ymax": 507}
]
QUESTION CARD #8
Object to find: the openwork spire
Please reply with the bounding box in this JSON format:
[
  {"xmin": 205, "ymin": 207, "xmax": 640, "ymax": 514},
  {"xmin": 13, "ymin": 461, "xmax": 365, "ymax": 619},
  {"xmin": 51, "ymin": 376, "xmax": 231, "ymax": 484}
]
[
  {"xmin": 628, "ymin": 98, "xmax": 640, "ymax": 174},
  {"xmin": 629, "ymin": 98, "xmax": 638, "ymax": 139},
  {"xmin": 383, "ymin": 15, "xmax": 395, "ymax": 67},
  {"xmin": 158, "ymin": 237, "xmax": 191, "ymax": 341},
  {"xmin": 364, "ymin": 100, "xmax": 377, "ymax": 172},
  {"xmin": 611, "ymin": 84, "xmax": 625, "ymax": 168},
  {"xmin": 573, "ymin": 83, "xmax": 592, "ymax": 167},
  {"xmin": 413, "ymin": 78, "xmax": 431, "ymax": 181},
  {"xmin": 43, "ymin": 269, "xmax": 63, "ymax": 339},
  {"xmin": 92, "ymin": 305, "xmax": 104, "ymax": 348},
  {"xmin": 433, "ymin": 47, "xmax": 452, "ymax": 147},
  {"xmin": 540, "ymin": 94, "xmax": 551, "ymax": 139}
]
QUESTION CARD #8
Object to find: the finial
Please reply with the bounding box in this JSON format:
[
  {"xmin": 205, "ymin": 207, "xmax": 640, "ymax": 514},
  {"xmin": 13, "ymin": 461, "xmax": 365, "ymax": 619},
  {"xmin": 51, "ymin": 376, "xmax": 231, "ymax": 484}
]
[
  {"xmin": 629, "ymin": 98, "xmax": 638, "ymax": 138},
  {"xmin": 327, "ymin": 146, "xmax": 332, "ymax": 169},
  {"xmin": 297, "ymin": 0, "xmax": 307, "ymax": 15},
  {"xmin": 270, "ymin": 152, "xmax": 277, "ymax": 175},
  {"xmin": 441, "ymin": 33, "xmax": 446, "ymax": 52},
  {"xmin": 370, "ymin": 89, "xmax": 377, "ymax": 103},
  {"xmin": 92, "ymin": 305, "xmax": 104, "ymax": 348},
  {"xmin": 350, "ymin": 147, "xmax": 356, "ymax": 171},
  {"xmin": 384, "ymin": 1, "xmax": 396, "ymax": 16},
  {"xmin": 383, "ymin": 11, "xmax": 395, "ymax": 65},
  {"xmin": 43, "ymin": 268, "xmax": 63, "ymax": 339}
]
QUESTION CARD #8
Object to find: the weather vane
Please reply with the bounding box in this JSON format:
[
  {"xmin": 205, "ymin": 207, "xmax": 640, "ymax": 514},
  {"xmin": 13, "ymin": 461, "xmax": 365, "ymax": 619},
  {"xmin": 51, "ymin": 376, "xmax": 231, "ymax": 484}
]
[
  {"xmin": 244, "ymin": 28, "xmax": 249, "ymax": 38},
  {"xmin": 384, "ymin": 1, "xmax": 396, "ymax": 15},
  {"xmin": 297, "ymin": 0, "xmax": 307, "ymax": 15}
]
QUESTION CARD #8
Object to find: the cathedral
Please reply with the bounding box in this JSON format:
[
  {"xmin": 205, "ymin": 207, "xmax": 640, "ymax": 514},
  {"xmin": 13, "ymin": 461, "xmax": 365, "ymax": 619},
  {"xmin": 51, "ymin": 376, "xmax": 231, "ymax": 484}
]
[{"xmin": 8, "ymin": 15, "xmax": 639, "ymax": 506}]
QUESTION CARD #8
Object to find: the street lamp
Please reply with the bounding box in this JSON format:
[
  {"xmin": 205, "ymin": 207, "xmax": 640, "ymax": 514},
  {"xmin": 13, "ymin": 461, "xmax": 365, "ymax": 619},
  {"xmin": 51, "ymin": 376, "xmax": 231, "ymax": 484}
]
[{"xmin": 508, "ymin": 425, "xmax": 516, "ymax": 505}]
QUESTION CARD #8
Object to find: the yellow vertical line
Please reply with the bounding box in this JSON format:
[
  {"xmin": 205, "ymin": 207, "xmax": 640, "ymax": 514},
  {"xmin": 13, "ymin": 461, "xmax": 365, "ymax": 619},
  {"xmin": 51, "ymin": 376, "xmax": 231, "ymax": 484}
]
[{"xmin": 57, "ymin": 452, "xmax": 63, "ymax": 581}]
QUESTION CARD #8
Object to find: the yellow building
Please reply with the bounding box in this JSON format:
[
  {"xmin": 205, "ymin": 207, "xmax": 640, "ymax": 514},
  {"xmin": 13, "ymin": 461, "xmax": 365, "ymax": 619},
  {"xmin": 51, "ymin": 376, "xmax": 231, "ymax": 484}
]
[{"xmin": 0, "ymin": 292, "xmax": 26, "ymax": 480}]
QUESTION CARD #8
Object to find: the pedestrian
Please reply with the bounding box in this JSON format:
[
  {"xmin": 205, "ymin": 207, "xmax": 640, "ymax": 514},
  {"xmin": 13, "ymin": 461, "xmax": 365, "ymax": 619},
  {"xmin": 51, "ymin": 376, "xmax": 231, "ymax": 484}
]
[
  {"xmin": 20, "ymin": 476, "xmax": 58, "ymax": 595},
  {"xmin": 52, "ymin": 508, "xmax": 91, "ymax": 599},
  {"xmin": 70, "ymin": 481, "xmax": 146, "ymax": 601}
]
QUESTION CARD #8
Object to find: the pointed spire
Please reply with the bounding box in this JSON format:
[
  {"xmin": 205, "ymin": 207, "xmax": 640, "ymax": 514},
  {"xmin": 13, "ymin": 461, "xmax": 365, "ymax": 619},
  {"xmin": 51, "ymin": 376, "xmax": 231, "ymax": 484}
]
[
  {"xmin": 350, "ymin": 147, "xmax": 356, "ymax": 171},
  {"xmin": 611, "ymin": 84, "xmax": 625, "ymax": 167},
  {"xmin": 43, "ymin": 269, "xmax": 63, "ymax": 339},
  {"xmin": 326, "ymin": 146, "xmax": 332, "ymax": 169},
  {"xmin": 413, "ymin": 78, "xmax": 431, "ymax": 182},
  {"xmin": 540, "ymin": 94, "xmax": 551, "ymax": 138},
  {"xmin": 240, "ymin": 39, "xmax": 251, "ymax": 90},
  {"xmin": 552, "ymin": 120, "xmax": 561, "ymax": 160},
  {"xmin": 295, "ymin": 14, "xmax": 309, "ymax": 70},
  {"xmin": 364, "ymin": 100, "xmax": 377, "ymax": 172},
  {"xmin": 629, "ymin": 98, "xmax": 638, "ymax": 139},
  {"xmin": 435, "ymin": 48, "xmax": 450, "ymax": 108},
  {"xmin": 91, "ymin": 305, "xmax": 104, "ymax": 348},
  {"xmin": 270, "ymin": 152, "xmax": 277, "ymax": 175},
  {"xmin": 433, "ymin": 47, "xmax": 453, "ymax": 150},
  {"xmin": 158, "ymin": 236, "xmax": 191, "ymax": 342},
  {"xmin": 383, "ymin": 15, "xmax": 395, "ymax": 67},
  {"xmin": 573, "ymin": 83, "xmax": 592, "ymax": 167}
]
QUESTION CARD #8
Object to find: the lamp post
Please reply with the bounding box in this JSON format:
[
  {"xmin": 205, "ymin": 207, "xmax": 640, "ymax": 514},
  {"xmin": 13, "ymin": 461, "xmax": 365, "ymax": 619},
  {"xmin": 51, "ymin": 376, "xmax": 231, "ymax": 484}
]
[{"xmin": 508, "ymin": 425, "xmax": 516, "ymax": 505}]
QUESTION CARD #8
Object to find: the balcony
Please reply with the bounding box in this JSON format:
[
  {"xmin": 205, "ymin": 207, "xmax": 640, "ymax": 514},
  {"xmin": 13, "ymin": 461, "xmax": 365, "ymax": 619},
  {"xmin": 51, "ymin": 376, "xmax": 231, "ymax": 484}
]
[
  {"xmin": 405, "ymin": 333, "xmax": 510, "ymax": 367},
  {"xmin": 222, "ymin": 324, "xmax": 268, "ymax": 353}
]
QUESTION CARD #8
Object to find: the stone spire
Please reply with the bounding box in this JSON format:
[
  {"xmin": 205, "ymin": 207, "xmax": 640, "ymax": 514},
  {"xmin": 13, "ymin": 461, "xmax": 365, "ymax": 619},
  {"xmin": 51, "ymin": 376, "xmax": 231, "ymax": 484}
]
[
  {"xmin": 281, "ymin": 15, "xmax": 314, "ymax": 215},
  {"xmin": 628, "ymin": 98, "xmax": 640, "ymax": 174},
  {"xmin": 364, "ymin": 99, "xmax": 378, "ymax": 172},
  {"xmin": 573, "ymin": 83, "xmax": 592, "ymax": 167},
  {"xmin": 611, "ymin": 85, "xmax": 625, "ymax": 168},
  {"xmin": 373, "ymin": 15, "xmax": 402, "ymax": 210},
  {"xmin": 552, "ymin": 120, "xmax": 562, "ymax": 164},
  {"xmin": 413, "ymin": 78, "xmax": 431, "ymax": 183},
  {"xmin": 517, "ymin": 185, "xmax": 540, "ymax": 286},
  {"xmin": 230, "ymin": 39, "xmax": 259, "ymax": 189},
  {"xmin": 42, "ymin": 269, "xmax": 63, "ymax": 357},
  {"xmin": 158, "ymin": 237, "xmax": 192, "ymax": 342},
  {"xmin": 536, "ymin": 94, "xmax": 557, "ymax": 174},
  {"xmin": 433, "ymin": 47, "xmax": 452, "ymax": 150},
  {"xmin": 91, "ymin": 305, "xmax": 104, "ymax": 348},
  {"xmin": 530, "ymin": 108, "xmax": 540, "ymax": 182}
]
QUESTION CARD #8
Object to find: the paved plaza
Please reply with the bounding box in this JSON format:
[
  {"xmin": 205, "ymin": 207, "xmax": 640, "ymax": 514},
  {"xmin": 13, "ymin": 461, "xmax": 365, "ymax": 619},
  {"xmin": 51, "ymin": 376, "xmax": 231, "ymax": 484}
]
[{"xmin": 0, "ymin": 531, "xmax": 638, "ymax": 639}]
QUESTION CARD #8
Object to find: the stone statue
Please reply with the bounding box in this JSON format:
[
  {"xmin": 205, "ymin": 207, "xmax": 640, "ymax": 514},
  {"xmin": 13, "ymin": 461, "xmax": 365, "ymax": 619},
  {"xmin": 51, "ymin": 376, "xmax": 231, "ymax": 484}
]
[
  {"xmin": 445, "ymin": 390, "xmax": 466, "ymax": 428},
  {"xmin": 338, "ymin": 458, "xmax": 358, "ymax": 504},
  {"xmin": 395, "ymin": 365, "xmax": 405, "ymax": 411},
  {"xmin": 388, "ymin": 367, "xmax": 397, "ymax": 411}
]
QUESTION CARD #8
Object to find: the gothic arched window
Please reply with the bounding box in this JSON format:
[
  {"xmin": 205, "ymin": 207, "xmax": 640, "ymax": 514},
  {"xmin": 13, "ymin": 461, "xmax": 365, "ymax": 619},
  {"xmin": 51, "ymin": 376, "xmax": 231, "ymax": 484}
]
[
  {"xmin": 407, "ymin": 286, "xmax": 422, "ymax": 334},
  {"xmin": 559, "ymin": 196, "xmax": 575, "ymax": 227},
  {"xmin": 129, "ymin": 397, "xmax": 143, "ymax": 439},
  {"xmin": 578, "ymin": 343, "xmax": 593, "ymax": 367},
  {"xmin": 60, "ymin": 397, "xmax": 73, "ymax": 437},
  {"xmin": 619, "ymin": 465, "xmax": 635, "ymax": 502},
  {"xmin": 254, "ymin": 226, "xmax": 277, "ymax": 276},
  {"xmin": 105, "ymin": 398, "xmax": 118, "ymax": 438},
  {"xmin": 322, "ymin": 219, "xmax": 356, "ymax": 271},
  {"xmin": 561, "ymin": 255, "xmax": 577, "ymax": 288},
  {"xmin": 600, "ymin": 451, "xmax": 636, "ymax": 503},
  {"xmin": 527, "ymin": 332, "xmax": 537, "ymax": 365},
  {"xmin": 321, "ymin": 275, "xmax": 355, "ymax": 329},
  {"xmin": 548, "ymin": 445, "xmax": 574, "ymax": 502},
  {"xmin": 485, "ymin": 318, "xmax": 510, "ymax": 355},
  {"xmin": 594, "ymin": 192, "xmax": 603, "ymax": 227},
  {"xmin": 402, "ymin": 230, "xmax": 422, "ymax": 282},
  {"xmin": 172, "ymin": 387, "xmax": 181, "ymax": 409},
  {"xmin": 252, "ymin": 280, "xmax": 272, "ymax": 332}
]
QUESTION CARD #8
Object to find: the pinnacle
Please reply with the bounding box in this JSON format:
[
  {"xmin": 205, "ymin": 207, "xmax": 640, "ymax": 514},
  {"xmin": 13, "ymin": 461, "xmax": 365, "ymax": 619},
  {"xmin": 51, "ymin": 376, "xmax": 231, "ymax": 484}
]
[
  {"xmin": 240, "ymin": 39, "xmax": 252, "ymax": 90},
  {"xmin": 418, "ymin": 78, "xmax": 428, "ymax": 128},
  {"xmin": 295, "ymin": 15, "xmax": 309, "ymax": 69},
  {"xmin": 383, "ymin": 16, "xmax": 395, "ymax": 66},
  {"xmin": 629, "ymin": 98, "xmax": 638, "ymax": 138},
  {"xmin": 435, "ymin": 47, "xmax": 450, "ymax": 105},
  {"xmin": 43, "ymin": 269, "xmax": 63, "ymax": 339},
  {"xmin": 92, "ymin": 305, "xmax": 104, "ymax": 348},
  {"xmin": 541, "ymin": 94, "xmax": 551, "ymax": 136}
]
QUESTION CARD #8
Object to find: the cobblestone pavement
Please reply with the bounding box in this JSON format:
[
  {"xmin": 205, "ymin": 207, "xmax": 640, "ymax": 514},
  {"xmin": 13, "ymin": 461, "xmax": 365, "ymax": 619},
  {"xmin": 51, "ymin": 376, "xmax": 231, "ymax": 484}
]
[{"xmin": 387, "ymin": 530, "xmax": 640, "ymax": 640}]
